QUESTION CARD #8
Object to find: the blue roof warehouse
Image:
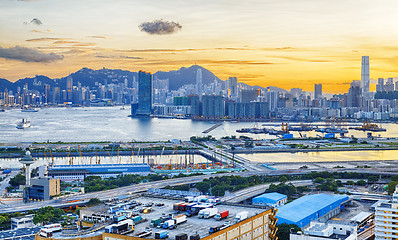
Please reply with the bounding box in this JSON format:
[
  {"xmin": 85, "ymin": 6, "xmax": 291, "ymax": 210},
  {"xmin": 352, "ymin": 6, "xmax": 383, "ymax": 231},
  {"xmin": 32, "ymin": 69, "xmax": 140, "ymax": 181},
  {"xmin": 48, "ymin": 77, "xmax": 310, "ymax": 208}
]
[
  {"xmin": 252, "ymin": 192, "xmax": 287, "ymax": 207},
  {"xmin": 46, "ymin": 164, "xmax": 151, "ymax": 181},
  {"xmin": 276, "ymin": 194, "xmax": 350, "ymax": 228}
]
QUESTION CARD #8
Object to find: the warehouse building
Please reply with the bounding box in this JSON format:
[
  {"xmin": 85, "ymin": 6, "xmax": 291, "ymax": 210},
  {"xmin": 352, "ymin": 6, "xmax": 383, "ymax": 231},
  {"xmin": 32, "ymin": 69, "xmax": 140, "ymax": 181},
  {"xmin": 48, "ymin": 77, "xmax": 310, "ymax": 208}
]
[
  {"xmin": 276, "ymin": 194, "xmax": 350, "ymax": 228},
  {"xmin": 46, "ymin": 163, "xmax": 151, "ymax": 181},
  {"xmin": 252, "ymin": 192, "xmax": 287, "ymax": 207}
]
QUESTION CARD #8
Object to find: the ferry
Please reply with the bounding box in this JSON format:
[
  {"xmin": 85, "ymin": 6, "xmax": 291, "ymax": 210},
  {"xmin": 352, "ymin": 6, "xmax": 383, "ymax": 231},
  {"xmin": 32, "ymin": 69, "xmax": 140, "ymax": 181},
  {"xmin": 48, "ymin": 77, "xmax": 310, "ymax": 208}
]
[
  {"xmin": 16, "ymin": 119, "xmax": 30, "ymax": 129},
  {"xmin": 21, "ymin": 108, "xmax": 38, "ymax": 112}
]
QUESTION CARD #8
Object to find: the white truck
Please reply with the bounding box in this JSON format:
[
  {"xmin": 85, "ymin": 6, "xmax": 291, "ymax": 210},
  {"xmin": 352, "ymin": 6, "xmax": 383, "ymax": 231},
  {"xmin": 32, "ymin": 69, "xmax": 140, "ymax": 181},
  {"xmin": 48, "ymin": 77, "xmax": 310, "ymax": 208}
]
[
  {"xmin": 174, "ymin": 214, "xmax": 187, "ymax": 224},
  {"xmin": 235, "ymin": 211, "xmax": 249, "ymax": 222},
  {"xmin": 185, "ymin": 196, "xmax": 194, "ymax": 203},
  {"xmin": 194, "ymin": 195, "xmax": 207, "ymax": 203},
  {"xmin": 204, "ymin": 208, "xmax": 218, "ymax": 219}
]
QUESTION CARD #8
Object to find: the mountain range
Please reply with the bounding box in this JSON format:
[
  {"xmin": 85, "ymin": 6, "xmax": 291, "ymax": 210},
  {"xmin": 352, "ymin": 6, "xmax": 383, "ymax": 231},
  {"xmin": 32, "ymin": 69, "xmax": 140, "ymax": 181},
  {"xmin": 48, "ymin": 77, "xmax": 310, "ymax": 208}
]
[{"xmin": 0, "ymin": 65, "xmax": 287, "ymax": 93}]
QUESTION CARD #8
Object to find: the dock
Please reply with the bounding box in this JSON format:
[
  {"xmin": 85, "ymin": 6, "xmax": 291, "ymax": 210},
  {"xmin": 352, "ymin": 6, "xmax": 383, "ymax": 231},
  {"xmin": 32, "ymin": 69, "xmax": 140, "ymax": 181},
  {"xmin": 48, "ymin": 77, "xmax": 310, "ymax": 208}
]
[{"xmin": 202, "ymin": 123, "xmax": 223, "ymax": 134}]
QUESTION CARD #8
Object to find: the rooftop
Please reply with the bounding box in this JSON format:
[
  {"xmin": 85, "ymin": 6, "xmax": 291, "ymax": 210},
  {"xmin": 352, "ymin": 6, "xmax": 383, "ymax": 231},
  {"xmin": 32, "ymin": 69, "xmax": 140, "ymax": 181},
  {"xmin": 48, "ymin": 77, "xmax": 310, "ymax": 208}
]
[
  {"xmin": 253, "ymin": 192, "xmax": 287, "ymax": 202},
  {"xmin": 0, "ymin": 227, "xmax": 40, "ymax": 240},
  {"xmin": 276, "ymin": 194, "xmax": 349, "ymax": 223}
]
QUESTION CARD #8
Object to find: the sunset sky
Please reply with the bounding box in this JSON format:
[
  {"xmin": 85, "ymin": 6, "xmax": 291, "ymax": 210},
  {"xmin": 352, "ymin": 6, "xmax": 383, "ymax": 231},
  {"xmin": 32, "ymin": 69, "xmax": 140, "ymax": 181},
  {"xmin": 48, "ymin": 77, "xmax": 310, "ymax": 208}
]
[{"xmin": 1, "ymin": 0, "xmax": 398, "ymax": 93}]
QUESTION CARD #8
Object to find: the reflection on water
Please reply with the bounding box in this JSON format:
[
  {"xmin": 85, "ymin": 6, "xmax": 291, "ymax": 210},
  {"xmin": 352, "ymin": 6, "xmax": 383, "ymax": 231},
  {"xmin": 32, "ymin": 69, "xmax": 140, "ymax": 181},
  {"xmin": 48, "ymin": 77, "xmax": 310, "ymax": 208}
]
[
  {"xmin": 0, "ymin": 154, "xmax": 209, "ymax": 169},
  {"xmin": 1, "ymin": 107, "xmax": 398, "ymax": 143},
  {"xmin": 239, "ymin": 150, "xmax": 398, "ymax": 163}
]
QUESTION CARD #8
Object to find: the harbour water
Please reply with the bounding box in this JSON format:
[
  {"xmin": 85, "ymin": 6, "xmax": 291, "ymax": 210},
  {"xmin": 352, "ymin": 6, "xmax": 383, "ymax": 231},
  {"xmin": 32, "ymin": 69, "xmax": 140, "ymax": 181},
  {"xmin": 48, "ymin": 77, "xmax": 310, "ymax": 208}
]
[
  {"xmin": 239, "ymin": 149, "xmax": 398, "ymax": 163},
  {"xmin": 1, "ymin": 106, "xmax": 398, "ymax": 143}
]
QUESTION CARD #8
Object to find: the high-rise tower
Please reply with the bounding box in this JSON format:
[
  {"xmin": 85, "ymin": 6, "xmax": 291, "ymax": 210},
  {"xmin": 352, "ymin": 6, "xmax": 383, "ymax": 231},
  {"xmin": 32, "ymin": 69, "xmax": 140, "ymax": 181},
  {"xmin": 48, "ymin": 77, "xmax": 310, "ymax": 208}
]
[
  {"xmin": 196, "ymin": 69, "xmax": 203, "ymax": 96},
  {"xmin": 361, "ymin": 56, "xmax": 370, "ymax": 94},
  {"xmin": 314, "ymin": 84, "xmax": 322, "ymax": 99},
  {"xmin": 136, "ymin": 70, "xmax": 153, "ymax": 116}
]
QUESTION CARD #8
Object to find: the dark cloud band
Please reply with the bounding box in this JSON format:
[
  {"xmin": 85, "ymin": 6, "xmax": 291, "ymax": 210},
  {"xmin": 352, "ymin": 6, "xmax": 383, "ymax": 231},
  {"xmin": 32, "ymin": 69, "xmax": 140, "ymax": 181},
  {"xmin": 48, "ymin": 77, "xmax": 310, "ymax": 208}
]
[{"xmin": 0, "ymin": 46, "xmax": 64, "ymax": 62}]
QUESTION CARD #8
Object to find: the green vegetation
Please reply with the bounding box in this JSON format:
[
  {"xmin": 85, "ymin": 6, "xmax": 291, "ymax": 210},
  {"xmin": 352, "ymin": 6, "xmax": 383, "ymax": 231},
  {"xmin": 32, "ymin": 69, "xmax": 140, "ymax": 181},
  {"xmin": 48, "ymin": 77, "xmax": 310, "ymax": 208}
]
[
  {"xmin": 0, "ymin": 212, "xmax": 25, "ymax": 230},
  {"xmin": 86, "ymin": 198, "xmax": 102, "ymax": 206},
  {"xmin": 183, "ymin": 171, "xmax": 386, "ymax": 196},
  {"xmin": 277, "ymin": 223, "xmax": 301, "ymax": 240},
  {"xmin": 266, "ymin": 183, "xmax": 298, "ymax": 198},
  {"xmin": 7, "ymin": 173, "xmax": 26, "ymax": 191},
  {"xmin": 190, "ymin": 135, "xmax": 216, "ymax": 142},
  {"xmin": 33, "ymin": 206, "xmax": 65, "ymax": 225}
]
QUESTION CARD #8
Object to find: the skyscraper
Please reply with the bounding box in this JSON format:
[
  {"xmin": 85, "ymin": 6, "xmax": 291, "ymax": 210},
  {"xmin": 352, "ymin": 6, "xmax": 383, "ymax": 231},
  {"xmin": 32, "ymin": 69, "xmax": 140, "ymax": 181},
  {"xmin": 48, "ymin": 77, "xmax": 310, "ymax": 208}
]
[
  {"xmin": 314, "ymin": 84, "xmax": 322, "ymax": 99},
  {"xmin": 361, "ymin": 56, "xmax": 370, "ymax": 94},
  {"xmin": 376, "ymin": 78, "xmax": 384, "ymax": 92},
  {"xmin": 136, "ymin": 70, "xmax": 153, "ymax": 116},
  {"xmin": 226, "ymin": 77, "xmax": 238, "ymax": 98},
  {"xmin": 195, "ymin": 69, "xmax": 203, "ymax": 97}
]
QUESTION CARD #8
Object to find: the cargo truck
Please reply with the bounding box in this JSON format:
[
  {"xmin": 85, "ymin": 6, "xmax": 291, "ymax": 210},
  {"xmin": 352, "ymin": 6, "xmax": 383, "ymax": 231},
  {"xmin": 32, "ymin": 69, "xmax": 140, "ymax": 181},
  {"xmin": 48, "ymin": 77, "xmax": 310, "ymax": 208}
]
[
  {"xmin": 174, "ymin": 215, "xmax": 187, "ymax": 224},
  {"xmin": 155, "ymin": 230, "xmax": 169, "ymax": 239},
  {"xmin": 175, "ymin": 233, "xmax": 188, "ymax": 240},
  {"xmin": 214, "ymin": 210, "xmax": 229, "ymax": 221},
  {"xmin": 178, "ymin": 203, "xmax": 187, "ymax": 212},
  {"xmin": 162, "ymin": 215, "xmax": 186, "ymax": 229},
  {"xmin": 209, "ymin": 222, "xmax": 230, "ymax": 234},
  {"xmin": 190, "ymin": 234, "xmax": 200, "ymax": 240},
  {"xmin": 184, "ymin": 196, "xmax": 194, "ymax": 203},
  {"xmin": 203, "ymin": 208, "xmax": 218, "ymax": 219},
  {"xmin": 151, "ymin": 218, "xmax": 162, "ymax": 228},
  {"xmin": 132, "ymin": 215, "xmax": 142, "ymax": 223},
  {"xmin": 235, "ymin": 211, "xmax": 248, "ymax": 222},
  {"xmin": 173, "ymin": 202, "xmax": 185, "ymax": 211},
  {"xmin": 187, "ymin": 204, "xmax": 213, "ymax": 217}
]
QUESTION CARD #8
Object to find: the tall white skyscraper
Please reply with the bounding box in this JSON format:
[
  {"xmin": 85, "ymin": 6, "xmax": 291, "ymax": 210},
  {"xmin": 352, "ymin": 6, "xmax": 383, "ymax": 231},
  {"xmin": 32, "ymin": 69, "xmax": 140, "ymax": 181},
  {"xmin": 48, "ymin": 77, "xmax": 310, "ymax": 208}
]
[
  {"xmin": 361, "ymin": 56, "xmax": 370, "ymax": 94},
  {"xmin": 196, "ymin": 69, "xmax": 203, "ymax": 96}
]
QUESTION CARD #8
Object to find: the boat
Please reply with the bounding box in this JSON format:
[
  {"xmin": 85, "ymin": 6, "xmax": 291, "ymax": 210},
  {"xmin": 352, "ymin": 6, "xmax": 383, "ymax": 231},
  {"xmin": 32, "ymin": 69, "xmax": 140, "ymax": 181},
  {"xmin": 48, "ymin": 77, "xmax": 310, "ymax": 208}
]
[
  {"xmin": 349, "ymin": 120, "xmax": 386, "ymax": 132},
  {"xmin": 0, "ymin": 109, "xmax": 5, "ymax": 112},
  {"xmin": 16, "ymin": 119, "xmax": 30, "ymax": 129},
  {"xmin": 21, "ymin": 108, "xmax": 38, "ymax": 112}
]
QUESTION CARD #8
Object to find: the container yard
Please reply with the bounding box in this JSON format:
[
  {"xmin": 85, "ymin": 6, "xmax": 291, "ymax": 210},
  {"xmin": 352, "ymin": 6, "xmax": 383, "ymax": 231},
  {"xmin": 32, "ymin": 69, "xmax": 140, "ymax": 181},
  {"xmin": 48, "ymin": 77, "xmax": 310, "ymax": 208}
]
[{"xmin": 49, "ymin": 196, "xmax": 277, "ymax": 240}]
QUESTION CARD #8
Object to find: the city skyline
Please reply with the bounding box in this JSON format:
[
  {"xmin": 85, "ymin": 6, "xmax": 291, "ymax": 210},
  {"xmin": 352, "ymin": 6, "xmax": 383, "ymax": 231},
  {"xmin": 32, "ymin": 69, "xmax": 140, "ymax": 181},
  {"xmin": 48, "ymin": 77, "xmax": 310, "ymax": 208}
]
[{"xmin": 2, "ymin": 0, "xmax": 398, "ymax": 93}]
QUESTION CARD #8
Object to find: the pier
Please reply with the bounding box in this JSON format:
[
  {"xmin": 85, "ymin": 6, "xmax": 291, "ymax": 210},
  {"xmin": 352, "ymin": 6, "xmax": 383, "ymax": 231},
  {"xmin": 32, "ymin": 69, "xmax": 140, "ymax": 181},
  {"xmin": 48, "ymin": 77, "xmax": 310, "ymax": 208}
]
[{"xmin": 202, "ymin": 122, "xmax": 223, "ymax": 133}]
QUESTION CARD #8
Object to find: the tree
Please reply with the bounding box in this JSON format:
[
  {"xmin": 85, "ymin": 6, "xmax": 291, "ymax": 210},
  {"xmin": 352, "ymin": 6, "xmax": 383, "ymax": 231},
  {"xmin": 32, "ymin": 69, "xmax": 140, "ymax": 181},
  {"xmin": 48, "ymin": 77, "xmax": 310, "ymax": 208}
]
[
  {"xmin": 87, "ymin": 198, "xmax": 102, "ymax": 206},
  {"xmin": 346, "ymin": 180, "xmax": 354, "ymax": 186},
  {"xmin": 368, "ymin": 176, "xmax": 379, "ymax": 184},
  {"xmin": 356, "ymin": 180, "xmax": 367, "ymax": 186},
  {"xmin": 276, "ymin": 223, "xmax": 301, "ymax": 240},
  {"xmin": 195, "ymin": 182, "xmax": 210, "ymax": 194},
  {"xmin": 279, "ymin": 176, "xmax": 288, "ymax": 184},
  {"xmin": 313, "ymin": 177, "xmax": 324, "ymax": 184},
  {"xmin": 9, "ymin": 174, "xmax": 26, "ymax": 188},
  {"xmin": 387, "ymin": 181, "xmax": 398, "ymax": 195}
]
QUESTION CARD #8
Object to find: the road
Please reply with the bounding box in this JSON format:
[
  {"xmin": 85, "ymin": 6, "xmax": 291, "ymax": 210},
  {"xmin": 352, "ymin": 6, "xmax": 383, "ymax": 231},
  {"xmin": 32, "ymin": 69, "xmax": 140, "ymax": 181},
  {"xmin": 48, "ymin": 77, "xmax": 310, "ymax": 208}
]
[
  {"xmin": 222, "ymin": 180, "xmax": 313, "ymax": 203},
  {"xmin": 0, "ymin": 170, "xmax": 19, "ymax": 198}
]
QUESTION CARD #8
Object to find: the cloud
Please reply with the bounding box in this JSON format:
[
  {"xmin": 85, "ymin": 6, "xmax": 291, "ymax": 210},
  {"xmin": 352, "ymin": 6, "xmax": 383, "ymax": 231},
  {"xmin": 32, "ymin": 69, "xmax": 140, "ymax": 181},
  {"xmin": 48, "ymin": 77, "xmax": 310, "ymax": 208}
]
[
  {"xmin": 139, "ymin": 19, "xmax": 182, "ymax": 35},
  {"xmin": 26, "ymin": 37, "xmax": 69, "ymax": 42},
  {"xmin": 24, "ymin": 18, "xmax": 42, "ymax": 25},
  {"xmin": 96, "ymin": 55, "xmax": 143, "ymax": 60},
  {"xmin": 88, "ymin": 36, "xmax": 110, "ymax": 39},
  {"xmin": 0, "ymin": 46, "xmax": 64, "ymax": 62},
  {"xmin": 31, "ymin": 18, "xmax": 42, "ymax": 25},
  {"xmin": 31, "ymin": 29, "xmax": 51, "ymax": 33},
  {"xmin": 52, "ymin": 40, "xmax": 80, "ymax": 44}
]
